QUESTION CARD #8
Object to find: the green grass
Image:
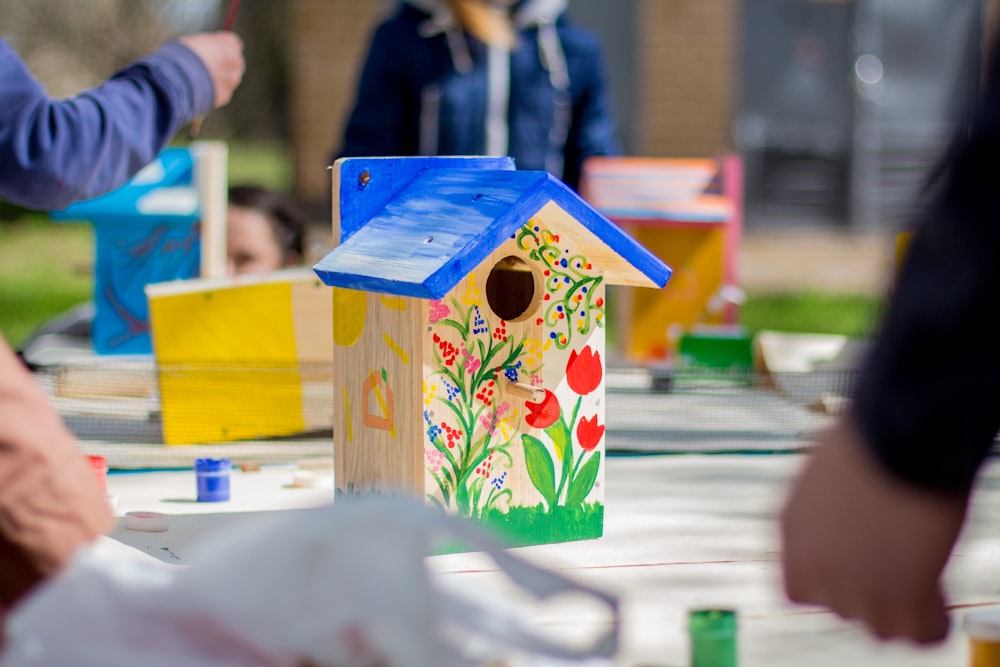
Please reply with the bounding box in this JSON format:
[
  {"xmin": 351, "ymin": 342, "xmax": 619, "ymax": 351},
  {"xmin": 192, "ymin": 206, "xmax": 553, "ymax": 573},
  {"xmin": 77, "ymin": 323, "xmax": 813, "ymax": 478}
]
[
  {"xmin": 225, "ymin": 141, "xmax": 294, "ymax": 191},
  {"xmin": 0, "ymin": 215, "xmax": 94, "ymax": 347},
  {"xmin": 740, "ymin": 291, "xmax": 884, "ymax": 339}
]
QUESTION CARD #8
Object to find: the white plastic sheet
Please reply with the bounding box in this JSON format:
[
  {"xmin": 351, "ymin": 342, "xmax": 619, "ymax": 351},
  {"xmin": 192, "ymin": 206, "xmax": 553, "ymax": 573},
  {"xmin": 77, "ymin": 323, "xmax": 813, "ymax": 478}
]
[{"xmin": 1, "ymin": 497, "xmax": 618, "ymax": 667}]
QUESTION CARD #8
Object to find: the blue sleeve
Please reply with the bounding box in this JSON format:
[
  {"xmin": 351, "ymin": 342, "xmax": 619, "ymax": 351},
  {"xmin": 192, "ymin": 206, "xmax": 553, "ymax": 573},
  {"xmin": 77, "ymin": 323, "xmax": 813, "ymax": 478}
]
[{"xmin": 0, "ymin": 38, "xmax": 214, "ymax": 210}]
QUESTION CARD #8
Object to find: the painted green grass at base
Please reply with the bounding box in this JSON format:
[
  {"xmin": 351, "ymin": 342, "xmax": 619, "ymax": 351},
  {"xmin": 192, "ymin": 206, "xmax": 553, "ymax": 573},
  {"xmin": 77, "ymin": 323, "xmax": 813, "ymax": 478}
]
[
  {"xmin": 434, "ymin": 502, "xmax": 604, "ymax": 554},
  {"xmin": 481, "ymin": 502, "xmax": 604, "ymax": 547}
]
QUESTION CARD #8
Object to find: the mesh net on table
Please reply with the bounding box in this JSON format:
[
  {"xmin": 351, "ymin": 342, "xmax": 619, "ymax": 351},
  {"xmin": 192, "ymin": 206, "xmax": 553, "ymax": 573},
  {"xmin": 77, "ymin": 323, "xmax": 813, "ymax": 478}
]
[{"xmin": 33, "ymin": 359, "xmax": 861, "ymax": 467}]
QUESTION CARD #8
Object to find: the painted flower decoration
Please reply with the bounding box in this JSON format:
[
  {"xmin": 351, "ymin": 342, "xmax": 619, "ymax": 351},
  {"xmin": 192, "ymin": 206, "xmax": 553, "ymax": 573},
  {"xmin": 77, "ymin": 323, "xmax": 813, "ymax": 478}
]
[
  {"xmin": 566, "ymin": 346, "xmax": 602, "ymax": 396},
  {"xmin": 525, "ymin": 389, "xmax": 560, "ymax": 429},
  {"xmin": 576, "ymin": 415, "xmax": 605, "ymax": 451},
  {"xmin": 428, "ymin": 299, "xmax": 450, "ymax": 323}
]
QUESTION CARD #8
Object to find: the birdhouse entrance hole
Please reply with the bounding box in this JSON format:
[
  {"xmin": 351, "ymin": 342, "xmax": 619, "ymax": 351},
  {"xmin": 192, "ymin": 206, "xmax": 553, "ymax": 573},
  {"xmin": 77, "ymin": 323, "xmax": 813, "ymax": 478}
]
[{"xmin": 486, "ymin": 255, "xmax": 540, "ymax": 322}]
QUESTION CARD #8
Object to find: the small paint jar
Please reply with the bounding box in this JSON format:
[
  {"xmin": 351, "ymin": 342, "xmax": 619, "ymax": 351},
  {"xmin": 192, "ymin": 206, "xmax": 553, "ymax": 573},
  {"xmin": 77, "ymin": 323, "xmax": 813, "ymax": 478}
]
[
  {"xmin": 689, "ymin": 608, "xmax": 737, "ymax": 667},
  {"xmin": 966, "ymin": 609, "xmax": 1000, "ymax": 666},
  {"xmin": 87, "ymin": 455, "xmax": 108, "ymax": 493},
  {"xmin": 195, "ymin": 457, "xmax": 231, "ymax": 502}
]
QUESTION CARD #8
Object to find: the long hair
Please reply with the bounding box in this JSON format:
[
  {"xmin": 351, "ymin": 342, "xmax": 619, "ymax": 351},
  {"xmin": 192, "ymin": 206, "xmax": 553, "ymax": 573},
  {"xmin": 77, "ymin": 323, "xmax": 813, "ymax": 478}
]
[{"xmin": 444, "ymin": 0, "xmax": 515, "ymax": 48}]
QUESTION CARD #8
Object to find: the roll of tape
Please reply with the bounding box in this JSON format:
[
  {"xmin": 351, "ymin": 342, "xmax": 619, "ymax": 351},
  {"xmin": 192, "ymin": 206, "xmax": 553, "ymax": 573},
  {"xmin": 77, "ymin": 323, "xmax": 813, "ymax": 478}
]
[
  {"xmin": 293, "ymin": 469, "xmax": 334, "ymax": 488},
  {"xmin": 124, "ymin": 511, "xmax": 169, "ymax": 533}
]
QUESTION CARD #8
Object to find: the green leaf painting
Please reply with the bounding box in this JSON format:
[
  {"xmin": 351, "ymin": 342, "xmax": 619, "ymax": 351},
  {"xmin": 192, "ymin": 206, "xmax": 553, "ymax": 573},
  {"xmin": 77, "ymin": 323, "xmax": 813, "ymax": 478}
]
[{"xmin": 522, "ymin": 434, "xmax": 557, "ymax": 510}]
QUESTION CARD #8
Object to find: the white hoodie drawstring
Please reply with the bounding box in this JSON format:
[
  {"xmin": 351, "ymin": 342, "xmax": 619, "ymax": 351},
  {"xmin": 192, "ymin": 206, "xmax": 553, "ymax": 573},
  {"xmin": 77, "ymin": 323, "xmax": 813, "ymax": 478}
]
[
  {"xmin": 417, "ymin": 8, "xmax": 474, "ymax": 73},
  {"xmin": 536, "ymin": 19, "xmax": 570, "ymax": 177},
  {"xmin": 412, "ymin": 0, "xmax": 572, "ymax": 174}
]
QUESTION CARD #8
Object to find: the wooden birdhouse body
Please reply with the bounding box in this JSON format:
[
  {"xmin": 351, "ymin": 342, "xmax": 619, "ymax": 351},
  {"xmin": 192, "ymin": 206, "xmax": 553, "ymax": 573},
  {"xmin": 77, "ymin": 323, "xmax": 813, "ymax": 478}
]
[{"xmin": 316, "ymin": 157, "xmax": 670, "ymax": 545}]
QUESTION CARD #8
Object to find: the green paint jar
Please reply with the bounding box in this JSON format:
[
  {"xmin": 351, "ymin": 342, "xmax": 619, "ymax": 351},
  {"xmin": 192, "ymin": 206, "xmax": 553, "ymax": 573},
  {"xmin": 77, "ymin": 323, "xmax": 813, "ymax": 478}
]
[{"xmin": 689, "ymin": 608, "xmax": 737, "ymax": 667}]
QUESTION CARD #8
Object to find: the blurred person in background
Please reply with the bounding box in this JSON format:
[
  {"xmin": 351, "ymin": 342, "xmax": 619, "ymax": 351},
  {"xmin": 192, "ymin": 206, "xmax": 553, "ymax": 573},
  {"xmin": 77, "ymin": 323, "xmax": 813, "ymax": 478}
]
[
  {"xmin": 226, "ymin": 185, "xmax": 307, "ymax": 276},
  {"xmin": 0, "ymin": 28, "xmax": 244, "ymax": 627},
  {"xmin": 781, "ymin": 30, "xmax": 1000, "ymax": 645},
  {"xmin": 335, "ymin": 0, "xmax": 619, "ymax": 191}
]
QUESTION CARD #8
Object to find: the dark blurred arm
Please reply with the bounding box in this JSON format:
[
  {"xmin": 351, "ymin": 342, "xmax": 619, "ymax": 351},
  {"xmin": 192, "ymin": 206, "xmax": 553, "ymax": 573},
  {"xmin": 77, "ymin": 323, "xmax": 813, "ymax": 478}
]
[
  {"xmin": 852, "ymin": 49, "xmax": 1000, "ymax": 493},
  {"xmin": 0, "ymin": 336, "xmax": 113, "ymax": 612}
]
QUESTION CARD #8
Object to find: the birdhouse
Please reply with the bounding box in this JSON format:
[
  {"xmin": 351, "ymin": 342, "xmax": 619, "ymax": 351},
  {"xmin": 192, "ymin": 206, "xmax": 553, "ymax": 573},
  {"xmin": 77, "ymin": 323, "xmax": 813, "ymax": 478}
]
[
  {"xmin": 49, "ymin": 143, "xmax": 228, "ymax": 355},
  {"xmin": 580, "ymin": 156, "xmax": 744, "ymax": 364},
  {"xmin": 314, "ymin": 157, "xmax": 671, "ymax": 545}
]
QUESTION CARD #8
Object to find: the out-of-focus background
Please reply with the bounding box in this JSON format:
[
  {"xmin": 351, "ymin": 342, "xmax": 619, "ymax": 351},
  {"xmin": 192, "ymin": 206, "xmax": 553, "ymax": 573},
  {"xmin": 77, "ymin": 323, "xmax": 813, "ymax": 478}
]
[{"xmin": 0, "ymin": 0, "xmax": 994, "ymax": 348}]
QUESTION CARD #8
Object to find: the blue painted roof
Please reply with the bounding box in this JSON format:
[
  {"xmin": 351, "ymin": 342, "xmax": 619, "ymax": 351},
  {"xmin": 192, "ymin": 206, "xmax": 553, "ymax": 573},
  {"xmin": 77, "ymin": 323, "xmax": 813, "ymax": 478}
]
[
  {"xmin": 313, "ymin": 167, "xmax": 672, "ymax": 300},
  {"xmin": 335, "ymin": 156, "xmax": 516, "ymax": 243}
]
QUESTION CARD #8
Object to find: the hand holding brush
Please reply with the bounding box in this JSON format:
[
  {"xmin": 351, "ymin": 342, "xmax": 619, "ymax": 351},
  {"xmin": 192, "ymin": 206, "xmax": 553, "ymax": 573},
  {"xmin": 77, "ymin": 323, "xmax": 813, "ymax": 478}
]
[{"xmin": 187, "ymin": 0, "xmax": 243, "ymax": 136}]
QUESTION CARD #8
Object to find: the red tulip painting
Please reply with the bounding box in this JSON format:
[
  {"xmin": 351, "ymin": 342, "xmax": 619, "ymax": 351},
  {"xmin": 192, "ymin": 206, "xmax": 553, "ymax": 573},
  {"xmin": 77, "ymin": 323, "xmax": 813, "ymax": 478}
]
[
  {"xmin": 522, "ymin": 345, "xmax": 604, "ymax": 512},
  {"xmin": 576, "ymin": 415, "xmax": 605, "ymax": 452},
  {"xmin": 566, "ymin": 347, "xmax": 602, "ymax": 396},
  {"xmin": 525, "ymin": 390, "xmax": 560, "ymax": 429}
]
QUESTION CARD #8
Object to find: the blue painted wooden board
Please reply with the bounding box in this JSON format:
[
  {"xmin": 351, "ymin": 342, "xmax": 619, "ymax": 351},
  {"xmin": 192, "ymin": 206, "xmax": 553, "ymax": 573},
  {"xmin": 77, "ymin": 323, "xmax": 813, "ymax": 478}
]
[
  {"xmin": 50, "ymin": 148, "xmax": 201, "ymax": 354},
  {"xmin": 314, "ymin": 167, "xmax": 672, "ymax": 299}
]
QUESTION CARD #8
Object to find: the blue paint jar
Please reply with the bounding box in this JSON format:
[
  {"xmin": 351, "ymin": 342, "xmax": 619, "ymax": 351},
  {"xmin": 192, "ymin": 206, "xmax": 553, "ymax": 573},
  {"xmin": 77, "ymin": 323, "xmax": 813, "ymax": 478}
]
[{"xmin": 195, "ymin": 457, "xmax": 231, "ymax": 502}]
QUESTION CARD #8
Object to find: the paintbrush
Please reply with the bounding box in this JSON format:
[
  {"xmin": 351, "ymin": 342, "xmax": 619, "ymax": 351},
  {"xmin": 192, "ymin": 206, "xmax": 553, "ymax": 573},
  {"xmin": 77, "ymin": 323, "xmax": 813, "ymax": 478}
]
[{"xmin": 189, "ymin": 0, "xmax": 241, "ymax": 138}]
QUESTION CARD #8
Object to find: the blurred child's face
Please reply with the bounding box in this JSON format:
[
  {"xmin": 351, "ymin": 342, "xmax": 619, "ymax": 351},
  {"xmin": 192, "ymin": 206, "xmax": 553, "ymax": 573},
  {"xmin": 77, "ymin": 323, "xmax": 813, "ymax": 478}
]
[{"xmin": 226, "ymin": 205, "xmax": 285, "ymax": 276}]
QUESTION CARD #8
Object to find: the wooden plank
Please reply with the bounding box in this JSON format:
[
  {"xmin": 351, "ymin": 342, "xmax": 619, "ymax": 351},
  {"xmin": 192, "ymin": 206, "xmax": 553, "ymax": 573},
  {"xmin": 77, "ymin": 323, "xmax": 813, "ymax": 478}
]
[
  {"xmin": 53, "ymin": 362, "xmax": 158, "ymax": 401},
  {"xmin": 291, "ymin": 275, "xmax": 334, "ymax": 364},
  {"xmin": 333, "ymin": 290, "xmax": 424, "ymax": 495},
  {"xmin": 533, "ymin": 200, "xmax": 669, "ymax": 289},
  {"xmin": 147, "ymin": 269, "xmax": 333, "ymax": 444},
  {"xmin": 192, "ymin": 141, "xmax": 229, "ymax": 279}
]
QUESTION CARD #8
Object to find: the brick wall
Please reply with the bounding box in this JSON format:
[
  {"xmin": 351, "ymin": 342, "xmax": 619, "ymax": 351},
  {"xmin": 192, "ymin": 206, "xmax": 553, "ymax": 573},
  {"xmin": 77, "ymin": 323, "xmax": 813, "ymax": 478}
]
[
  {"xmin": 288, "ymin": 2, "xmax": 387, "ymax": 203},
  {"xmin": 634, "ymin": 0, "xmax": 737, "ymax": 158}
]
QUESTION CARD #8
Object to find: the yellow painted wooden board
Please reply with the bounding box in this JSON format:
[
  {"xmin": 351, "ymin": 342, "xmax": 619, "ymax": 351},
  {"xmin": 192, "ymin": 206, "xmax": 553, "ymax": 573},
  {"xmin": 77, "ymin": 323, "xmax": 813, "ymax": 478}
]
[
  {"xmin": 625, "ymin": 225, "xmax": 726, "ymax": 361},
  {"xmin": 579, "ymin": 155, "xmax": 742, "ymax": 364},
  {"xmin": 147, "ymin": 269, "xmax": 333, "ymax": 445}
]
